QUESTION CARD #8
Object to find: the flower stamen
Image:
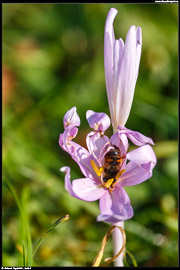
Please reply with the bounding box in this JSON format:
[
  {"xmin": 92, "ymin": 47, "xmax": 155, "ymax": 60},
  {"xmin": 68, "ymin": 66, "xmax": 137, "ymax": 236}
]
[
  {"xmin": 90, "ymin": 160, "xmax": 104, "ymax": 176},
  {"xmin": 111, "ymin": 169, "xmax": 126, "ymax": 188},
  {"xmin": 103, "ymin": 178, "xmax": 114, "ymax": 188},
  {"xmin": 116, "ymin": 169, "xmax": 126, "ymax": 180},
  {"xmin": 91, "ymin": 159, "xmax": 126, "ymax": 190}
]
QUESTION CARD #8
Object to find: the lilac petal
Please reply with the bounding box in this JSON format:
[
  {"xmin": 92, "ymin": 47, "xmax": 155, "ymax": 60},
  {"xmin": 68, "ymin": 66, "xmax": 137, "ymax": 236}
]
[
  {"xmin": 59, "ymin": 126, "xmax": 97, "ymax": 180},
  {"xmin": 60, "ymin": 125, "xmax": 78, "ymax": 149},
  {"xmin": 104, "ymin": 8, "xmax": 118, "ymax": 128},
  {"xmin": 63, "ymin": 106, "xmax": 80, "ymax": 128},
  {"xmin": 113, "ymin": 38, "xmax": 124, "ymax": 81},
  {"xmin": 104, "ymin": 8, "xmax": 117, "ymax": 92},
  {"xmin": 118, "ymin": 125, "xmax": 155, "ymax": 146},
  {"xmin": 72, "ymin": 177, "xmax": 107, "ymax": 202},
  {"xmin": 86, "ymin": 131, "xmax": 111, "ymax": 166},
  {"xmin": 112, "ymin": 38, "xmax": 124, "ymax": 124},
  {"xmin": 127, "ymin": 144, "xmax": 157, "ymax": 164},
  {"xmin": 59, "ymin": 125, "xmax": 78, "ymax": 153},
  {"xmin": 60, "ymin": 166, "xmax": 79, "ymax": 198},
  {"xmin": 86, "ymin": 110, "xmax": 111, "ymax": 132},
  {"xmin": 118, "ymin": 145, "xmax": 157, "ymax": 187},
  {"xmin": 135, "ymin": 27, "xmax": 142, "ymax": 81},
  {"xmin": 104, "ymin": 9, "xmax": 142, "ymax": 130},
  {"xmin": 110, "ymin": 132, "xmax": 129, "ymax": 170},
  {"xmin": 115, "ymin": 25, "xmax": 137, "ymax": 128},
  {"xmin": 110, "ymin": 132, "xmax": 129, "ymax": 155},
  {"xmin": 66, "ymin": 141, "xmax": 97, "ymax": 180},
  {"xmin": 86, "ymin": 110, "xmax": 111, "ymax": 164},
  {"xmin": 113, "ymin": 40, "xmax": 120, "ymax": 82},
  {"xmin": 97, "ymin": 186, "xmax": 133, "ymax": 224}
]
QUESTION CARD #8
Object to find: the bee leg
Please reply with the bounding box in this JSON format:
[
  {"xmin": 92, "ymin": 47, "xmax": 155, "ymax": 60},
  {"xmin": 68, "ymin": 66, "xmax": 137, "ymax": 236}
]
[{"xmin": 90, "ymin": 160, "xmax": 104, "ymax": 176}]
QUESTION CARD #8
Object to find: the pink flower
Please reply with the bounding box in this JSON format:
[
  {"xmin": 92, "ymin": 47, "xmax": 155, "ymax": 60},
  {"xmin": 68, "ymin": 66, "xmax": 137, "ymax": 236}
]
[
  {"xmin": 59, "ymin": 8, "xmax": 156, "ymax": 226},
  {"xmin": 59, "ymin": 108, "xmax": 156, "ymax": 225},
  {"xmin": 104, "ymin": 8, "xmax": 142, "ymax": 130}
]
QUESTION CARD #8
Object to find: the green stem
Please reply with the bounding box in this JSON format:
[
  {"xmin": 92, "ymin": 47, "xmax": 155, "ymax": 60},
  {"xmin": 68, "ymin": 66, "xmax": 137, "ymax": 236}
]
[{"xmin": 32, "ymin": 215, "xmax": 69, "ymax": 257}]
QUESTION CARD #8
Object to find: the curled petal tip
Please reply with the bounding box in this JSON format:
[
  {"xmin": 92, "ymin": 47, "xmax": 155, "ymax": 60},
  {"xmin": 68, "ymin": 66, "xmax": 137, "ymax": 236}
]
[
  {"xmin": 60, "ymin": 166, "xmax": 80, "ymax": 198},
  {"xmin": 109, "ymin": 7, "xmax": 118, "ymax": 15},
  {"xmin": 108, "ymin": 7, "xmax": 118, "ymax": 16},
  {"xmin": 86, "ymin": 110, "xmax": 94, "ymax": 119},
  {"xmin": 105, "ymin": 8, "xmax": 118, "ymax": 34},
  {"xmin": 110, "ymin": 7, "xmax": 118, "ymax": 12},
  {"xmin": 63, "ymin": 106, "xmax": 80, "ymax": 128},
  {"xmin": 151, "ymin": 139, "xmax": 155, "ymax": 145},
  {"xmin": 86, "ymin": 110, "xmax": 111, "ymax": 132},
  {"xmin": 60, "ymin": 166, "xmax": 69, "ymax": 173}
]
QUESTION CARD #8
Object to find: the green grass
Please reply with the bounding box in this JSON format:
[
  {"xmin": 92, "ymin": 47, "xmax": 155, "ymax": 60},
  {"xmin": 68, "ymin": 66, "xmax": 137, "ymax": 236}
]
[{"xmin": 3, "ymin": 177, "xmax": 69, "ymax": 266}]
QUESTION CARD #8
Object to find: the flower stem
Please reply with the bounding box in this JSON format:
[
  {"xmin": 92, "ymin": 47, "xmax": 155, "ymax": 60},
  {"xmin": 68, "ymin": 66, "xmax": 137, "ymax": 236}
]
[
  {"xmin": 112, "ymin": 221, "xmax": 124, "ymax": 266},
  {"xmin": 92, "ymin": 225, "xmax": 125, "ymax": 267},
  {"xmin": 112, "ymin": 126, "xmax": 125, "ymax": 267}
]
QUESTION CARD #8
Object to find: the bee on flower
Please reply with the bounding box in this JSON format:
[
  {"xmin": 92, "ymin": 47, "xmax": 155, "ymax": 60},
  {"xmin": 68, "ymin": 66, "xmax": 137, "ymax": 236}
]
[
  {"xmin": 59, "ymin": 107, "xmax": 156, "ymax": 225},
  {"xmin": 59, "ymin": 8, "xmax": 157, "ymax": 226}
]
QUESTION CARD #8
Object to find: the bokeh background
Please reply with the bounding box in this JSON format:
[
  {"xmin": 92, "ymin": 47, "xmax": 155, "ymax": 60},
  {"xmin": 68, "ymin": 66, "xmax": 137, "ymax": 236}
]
[{"xmin": 2, "ymin": 3, "xmax": 178, "ymax": 267}]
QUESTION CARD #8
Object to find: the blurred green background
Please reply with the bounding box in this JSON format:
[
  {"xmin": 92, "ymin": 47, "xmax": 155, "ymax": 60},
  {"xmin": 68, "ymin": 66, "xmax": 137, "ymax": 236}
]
[{"xmin": 2, "ymin": 3, "xmax": 178, "ymax": 267}]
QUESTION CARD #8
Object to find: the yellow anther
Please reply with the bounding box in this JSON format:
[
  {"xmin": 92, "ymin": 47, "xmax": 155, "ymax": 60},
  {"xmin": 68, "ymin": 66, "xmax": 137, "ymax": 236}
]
[
  {"xmin": 90, "ymin": 160, "xmax": 104, "ymax": 176},
  {"xmin": 104, "ymin": 178, "xmax": 114, "ymax": 188},
  {"xmin": 115, "ymin": 169, "xmax": 126, "ymax": 180},
  {"xmin": 111, "ymin": 169, "xmax": 126, "ymax": 189}
]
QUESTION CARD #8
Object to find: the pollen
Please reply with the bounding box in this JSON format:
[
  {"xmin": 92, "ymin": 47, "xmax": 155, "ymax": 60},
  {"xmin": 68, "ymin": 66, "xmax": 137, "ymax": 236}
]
[
  {"xmin": 103, "ymin": 178, "xmax": 114, "ymax": 188},
  {"xmin": 90, "ymin": 160, "xmax": 104, "ymax": 176},
  {"xmin": 115, "ymin": 169, "xmax": 126, "ymax": 179}
]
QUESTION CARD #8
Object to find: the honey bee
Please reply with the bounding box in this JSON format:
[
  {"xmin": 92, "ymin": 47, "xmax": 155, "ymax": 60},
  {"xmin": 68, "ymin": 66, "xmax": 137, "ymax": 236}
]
[{"xmin": 103, "ymin": 145, "xmax": 124, "ymax": 185}]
